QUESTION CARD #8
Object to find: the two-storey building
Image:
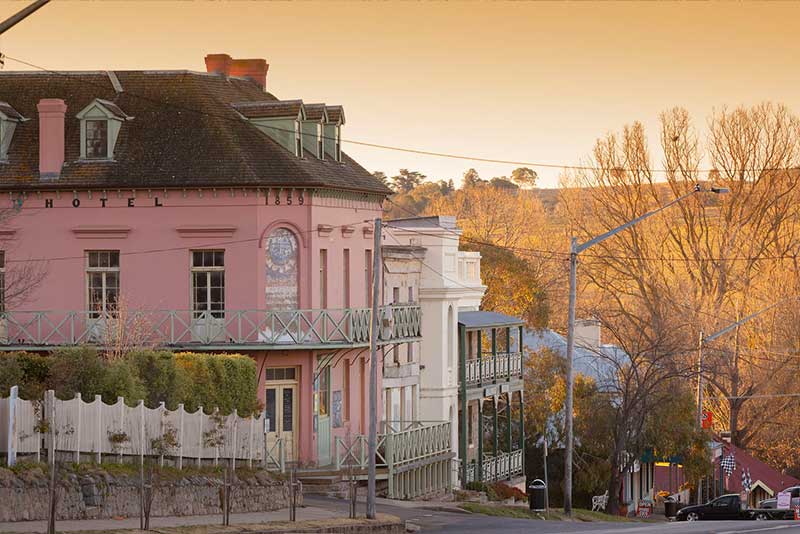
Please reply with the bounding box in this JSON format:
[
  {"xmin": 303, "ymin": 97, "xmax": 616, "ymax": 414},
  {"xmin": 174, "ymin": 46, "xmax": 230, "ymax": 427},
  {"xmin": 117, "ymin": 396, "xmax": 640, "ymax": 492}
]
[
  {"xmin": 0, "ymin": 53, "xmax": 421, "ymax": 467},
  {"xmin": 387, "ymin": 217, "xmax": 526, "ymax": 489}
]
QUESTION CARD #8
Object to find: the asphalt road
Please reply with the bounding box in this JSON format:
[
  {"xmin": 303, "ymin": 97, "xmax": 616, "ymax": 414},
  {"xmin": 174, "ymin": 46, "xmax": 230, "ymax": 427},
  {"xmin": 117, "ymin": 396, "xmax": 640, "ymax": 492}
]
[{"xmin": 303, "ymin": 496, "xmax": 800, "ymax": 534}]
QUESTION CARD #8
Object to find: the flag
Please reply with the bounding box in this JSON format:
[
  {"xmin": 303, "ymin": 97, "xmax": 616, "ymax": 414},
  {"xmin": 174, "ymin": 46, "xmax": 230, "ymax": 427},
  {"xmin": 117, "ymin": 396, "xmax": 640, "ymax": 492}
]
[{"xmin": 722, "ymin": 453, "xmax": 736, "ymax": 477}]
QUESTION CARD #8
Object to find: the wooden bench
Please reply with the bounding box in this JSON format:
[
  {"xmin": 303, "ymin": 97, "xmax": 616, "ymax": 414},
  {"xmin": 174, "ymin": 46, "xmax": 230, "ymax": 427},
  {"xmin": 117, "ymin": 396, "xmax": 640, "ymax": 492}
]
[{"xmin": 592, "ymin": 490, "xmax": 609, "ymax": 512}]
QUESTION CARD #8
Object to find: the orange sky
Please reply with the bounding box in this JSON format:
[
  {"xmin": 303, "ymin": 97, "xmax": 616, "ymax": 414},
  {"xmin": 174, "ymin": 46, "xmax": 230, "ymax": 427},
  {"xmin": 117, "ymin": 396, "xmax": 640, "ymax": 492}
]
[{"xmin": 3, "ymin": 0, "xmax": 800, "ymax": 188}]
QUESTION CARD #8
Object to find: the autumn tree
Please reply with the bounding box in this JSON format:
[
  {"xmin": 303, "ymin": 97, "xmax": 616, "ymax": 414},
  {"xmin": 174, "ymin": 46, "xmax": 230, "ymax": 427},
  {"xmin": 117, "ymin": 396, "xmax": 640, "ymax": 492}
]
[
  {"xmin": 511, "ymin": 167, "xmax": 538, "ymax": 188},
  {"xmin": 561, "ymin": 102, "xmax": 800, "ymax": 483}
]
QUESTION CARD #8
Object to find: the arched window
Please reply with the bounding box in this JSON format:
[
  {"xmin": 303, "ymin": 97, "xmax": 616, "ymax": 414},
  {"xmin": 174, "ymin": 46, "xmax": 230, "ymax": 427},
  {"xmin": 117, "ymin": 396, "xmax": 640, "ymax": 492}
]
[{"xmin": 265, "ymin": 228, "xmax": 299, "ymax": 310}]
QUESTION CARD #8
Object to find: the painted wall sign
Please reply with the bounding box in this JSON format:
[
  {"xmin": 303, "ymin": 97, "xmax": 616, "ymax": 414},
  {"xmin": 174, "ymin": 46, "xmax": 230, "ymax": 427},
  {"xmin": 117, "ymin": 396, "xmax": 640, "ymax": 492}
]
[
  {"xmin": 44, "ymin": 197, "xmax": 164, "ymax": 208},
  {"xmin": 332, "ymin": 390, "xmax": 342, "ymax": 428}
]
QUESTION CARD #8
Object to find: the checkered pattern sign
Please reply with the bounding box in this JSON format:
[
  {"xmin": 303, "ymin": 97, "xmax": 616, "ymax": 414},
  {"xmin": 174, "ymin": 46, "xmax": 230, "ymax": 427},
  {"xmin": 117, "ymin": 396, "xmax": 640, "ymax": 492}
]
[{"xmin": 721, "ymin": 453, "xmax": 736, "ymax": 477}]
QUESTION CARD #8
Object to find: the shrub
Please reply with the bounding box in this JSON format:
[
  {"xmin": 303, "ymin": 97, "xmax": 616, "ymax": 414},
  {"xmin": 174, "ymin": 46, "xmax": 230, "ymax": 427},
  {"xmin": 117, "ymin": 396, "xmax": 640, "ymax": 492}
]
[
  {"xmin": 175, "ymin": 352, "xmax": 260, "ymax": 416},
  {"xmin": 129, "ymin": 349, "xmax": 188, "ymax": 409},
  {"xmin": 47, "ymin": 347, "xmax": 107, "ymax": 400},
  {"xmin": 101, "ymin": 358, "xmax": 146, "ymax": 405},
  {"xmin": 0, "ymin": 352, "xmax": 52, "ymax": 399},
  {"xmin": 492, "ymin": 481, "xmax": 527, "ymax": 501}
]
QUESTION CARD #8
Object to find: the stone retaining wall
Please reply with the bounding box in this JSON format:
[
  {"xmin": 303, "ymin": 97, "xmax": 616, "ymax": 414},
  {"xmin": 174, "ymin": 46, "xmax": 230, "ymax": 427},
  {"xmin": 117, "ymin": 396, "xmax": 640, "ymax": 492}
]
[{"xmin": 0, "ymin": 465, "xmax": 296, "ymax": 522}]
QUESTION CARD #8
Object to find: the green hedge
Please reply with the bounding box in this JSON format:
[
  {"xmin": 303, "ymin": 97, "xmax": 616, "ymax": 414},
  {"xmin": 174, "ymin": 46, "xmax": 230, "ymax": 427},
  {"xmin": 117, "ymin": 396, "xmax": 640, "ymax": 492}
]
[{"xmin": 0, "ymin": 348, "xmax": 260, "ymax": 415}]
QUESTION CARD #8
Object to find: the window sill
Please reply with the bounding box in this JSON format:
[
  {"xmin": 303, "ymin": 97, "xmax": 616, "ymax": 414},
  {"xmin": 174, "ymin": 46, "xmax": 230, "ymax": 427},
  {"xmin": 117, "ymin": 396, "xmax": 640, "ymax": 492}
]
[{"xmin": 76, "ymin": 158, "xmax": 117, "ymax": 163}]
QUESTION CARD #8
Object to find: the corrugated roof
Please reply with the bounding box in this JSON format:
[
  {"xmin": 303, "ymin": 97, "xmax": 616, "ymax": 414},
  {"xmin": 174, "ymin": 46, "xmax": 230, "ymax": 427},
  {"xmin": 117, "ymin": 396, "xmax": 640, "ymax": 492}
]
[
  {"xmin": 0, "ymin": 72, "xmax": 389, "ymax": 194},
  {"xmin": 458, "ymin": 310, "xmax": 524, "ymax": 329}
]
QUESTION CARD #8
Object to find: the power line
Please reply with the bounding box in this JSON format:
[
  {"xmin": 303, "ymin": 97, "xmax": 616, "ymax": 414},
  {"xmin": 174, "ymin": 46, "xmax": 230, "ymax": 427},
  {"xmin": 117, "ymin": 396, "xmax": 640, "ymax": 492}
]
[
  {"xmin": 6, "ymin": 54, "xmax": 800, "ymax": 176},
  {"xmin": 3, "ymin": 217, "xmax": 369, "ymax": 264},
  {"xmin": 386, "ymin": 198, "xmax": 800, "ymax": 264}
]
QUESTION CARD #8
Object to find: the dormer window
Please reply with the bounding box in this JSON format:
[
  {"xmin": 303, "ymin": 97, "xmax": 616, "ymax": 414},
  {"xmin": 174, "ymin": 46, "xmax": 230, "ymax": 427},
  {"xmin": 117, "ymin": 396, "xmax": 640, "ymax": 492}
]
[
  {"xmin": 86, "ymin": 120, "xmax": 108, "ymax": 159},
  {"xmin": 76, "ymin": 99, "xmax": 132, "ymax": 161},
  {"xmin": 317, "ymin": 123, "xmax": 324, "ymax": 159},
  {"xmin": 323, "ymin": 105, "xmax": 346, "ymax": 163},
  {"xmin": 232, "ymin": 99, "xmax": 307, "ymax": 159},
  {"xmin": 0, "ymin": 102, "xmax": 27, "ymax": 161}
]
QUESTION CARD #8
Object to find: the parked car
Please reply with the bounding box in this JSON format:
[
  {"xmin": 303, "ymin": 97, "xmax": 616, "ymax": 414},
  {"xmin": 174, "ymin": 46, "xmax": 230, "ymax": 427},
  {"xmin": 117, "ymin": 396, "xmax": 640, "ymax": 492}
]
[
  {"xmin": 759, "ymin": 486, "xmax": 800, "ymax": 510},
  {"xmin": 675, "ymin": 494, "xmax": 791, "ymax": 521}
]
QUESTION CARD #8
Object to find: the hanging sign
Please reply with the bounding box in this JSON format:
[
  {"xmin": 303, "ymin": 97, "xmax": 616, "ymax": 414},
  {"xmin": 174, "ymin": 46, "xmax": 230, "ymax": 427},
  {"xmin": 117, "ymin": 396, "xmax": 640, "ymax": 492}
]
[{"xmin": 701, "ymin": 411, "xmax": 713, "ymax": 429}]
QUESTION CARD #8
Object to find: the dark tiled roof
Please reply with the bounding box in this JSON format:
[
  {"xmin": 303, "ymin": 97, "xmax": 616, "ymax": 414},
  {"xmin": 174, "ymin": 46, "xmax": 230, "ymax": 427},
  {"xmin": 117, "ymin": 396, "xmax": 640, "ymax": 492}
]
[
  {"xmin": 232, "ymin": 99, "xmax": 304, "ymax": 119},
  {"xmin": 94, "ymin": 98, "xmax": 131, "ymax": 119},
  {"xmin": 304, "ymin": 103, "xmax": 327, "ymax": 121},
  {"xmin": 0, "ymin": 101, "xmax": 25, "ymax": 121},
  {"xmin": 0, "ymin": 71, "xmax": 389, "ymax": 194},
  {"xmin": 327, "ymin": 105, "xmax": 345, "ymax": 124}
]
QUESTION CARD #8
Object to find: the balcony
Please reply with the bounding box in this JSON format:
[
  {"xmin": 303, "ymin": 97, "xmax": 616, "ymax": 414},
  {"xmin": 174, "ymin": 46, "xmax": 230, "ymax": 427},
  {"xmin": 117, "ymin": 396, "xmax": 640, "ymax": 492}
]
[
  {"xmin": 0, "ymin": 305, "xmax": 421, "ymax": 350},
  {"xmin": 464, "ymin": 352, "xmax": 523, "ymax": 386}
]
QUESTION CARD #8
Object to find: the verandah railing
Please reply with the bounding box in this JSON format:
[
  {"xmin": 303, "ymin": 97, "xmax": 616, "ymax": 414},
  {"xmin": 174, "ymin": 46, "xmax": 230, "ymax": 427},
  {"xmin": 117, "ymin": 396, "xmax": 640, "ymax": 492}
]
[
  {"xmin": 464, "ymin": 352, "xmax": 523, "ymax": 385},
  {"xmin": 464, "ymin": 449, "xmax": 524, "ymax": 484},
  {"xmin": 0, "ymin": 305, "xmax": 421, "ymax": 348},
  {"xmin": 334, "ymin": 420, "xmax": 453, "ymax": 499}
]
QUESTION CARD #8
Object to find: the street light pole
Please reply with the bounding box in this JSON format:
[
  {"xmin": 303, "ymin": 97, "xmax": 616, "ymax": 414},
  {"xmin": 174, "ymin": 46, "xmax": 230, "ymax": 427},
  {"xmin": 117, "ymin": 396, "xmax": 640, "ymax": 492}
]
[
  {"xmin": 695, "ymin": 330, "xmax": 705, "ymax": 430},
  {"xmin": 564, "ymin": 237, "xmax": 577, "ymax": 515},
  {"xmin": 366, "ymin": 217, "xmax": 382, "ymax": 520},
  {"xmin": 0, "ymin": 0, "xmax": 50, "ymax": 37},
  {"xmin": 562, "ymin": 185, "xmax": 727, "ymax": 517},
  {"xmin": 694, "ymin": 298, "xmax": 790, "ymax": 431}
]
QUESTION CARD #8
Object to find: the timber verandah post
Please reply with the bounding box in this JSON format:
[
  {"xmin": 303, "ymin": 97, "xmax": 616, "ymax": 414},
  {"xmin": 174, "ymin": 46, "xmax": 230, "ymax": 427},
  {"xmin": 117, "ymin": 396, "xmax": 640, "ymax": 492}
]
[
  {"xmin": 477, "ymin": 398, "xmax": 484, "ymax": 482},
  {"xmin": 459, "ymin": 324, "xmax": 468, "ymax": 487}
]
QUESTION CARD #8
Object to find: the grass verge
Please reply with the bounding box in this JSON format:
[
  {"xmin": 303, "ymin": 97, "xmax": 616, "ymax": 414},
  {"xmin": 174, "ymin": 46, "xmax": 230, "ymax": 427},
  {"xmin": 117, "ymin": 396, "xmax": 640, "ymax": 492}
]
[{"xmin": 459, "ymin": 502, "xmax": 658, "ymax": 522}]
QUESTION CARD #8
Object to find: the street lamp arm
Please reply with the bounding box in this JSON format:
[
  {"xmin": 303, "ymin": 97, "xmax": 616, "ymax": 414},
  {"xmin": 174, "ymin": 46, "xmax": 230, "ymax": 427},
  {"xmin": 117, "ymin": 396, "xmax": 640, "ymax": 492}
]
[
  {"xmin": 703, "ymin": 298, "xmax": 794, "ymax": 343},
  {"xmin": 0, "ymin": 0, "xmax": 50, "ymax": 36},
  {"xmin": 575, "ymin": 190, "xmax": 698, "ymax": 254}
]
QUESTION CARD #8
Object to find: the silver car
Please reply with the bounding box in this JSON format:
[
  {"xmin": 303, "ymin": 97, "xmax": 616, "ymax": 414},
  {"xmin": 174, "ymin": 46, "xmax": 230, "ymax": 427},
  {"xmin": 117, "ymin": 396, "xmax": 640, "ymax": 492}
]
[{"xmin": 759, "ymin": 486, "xmax": 800, "ymax": 509}]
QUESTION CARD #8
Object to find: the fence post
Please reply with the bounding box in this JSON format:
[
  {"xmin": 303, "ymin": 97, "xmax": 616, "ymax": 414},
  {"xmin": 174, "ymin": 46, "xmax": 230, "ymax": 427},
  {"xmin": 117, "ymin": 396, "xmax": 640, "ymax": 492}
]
[
  {"xmin": 7, "ymin": 386, "xmax": 17, "ymax": 466},
  {"xmin": 139, "ymin": 400, "xmax": 145, "ymax": 469},
  {"xmin": 117, "ymin": 397, "xmax": 124, "ymax": 462},
  {"xmin": 198, "ymin": 406, "xmax": 204, "ymax": 468},
  {"xmin": 231, "ymin": 409, "xmax": 238, "ymax": 472},
  {"xmin": 45, "ymin": 389, "xmax": 55, "ymax": 466},
  {"xmin": 158, "ymin": 402, "xmax": 166, "ymax": 468},
  {"xmin": 95, "ymin": 395, "xmax": 102, "ymax": 464},
  {"xmin": 178, "ymin": 403, "xmax": 184, "ymax": 470},
  {"xmin": 74, "ymin": 393, "xmax": 82, "ymax": 464},
  {"xmin": 248, "ymin": 415, "xmax": 254, "ymax": 469}
]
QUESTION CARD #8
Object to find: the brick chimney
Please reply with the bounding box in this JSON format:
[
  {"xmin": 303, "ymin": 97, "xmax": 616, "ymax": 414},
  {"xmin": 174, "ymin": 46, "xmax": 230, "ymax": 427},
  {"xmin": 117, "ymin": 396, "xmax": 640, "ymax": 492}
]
[
  {"xmin": 204, "ymin": 53, "xmax": 269, "ymax": 90},
  {"xmin": 204, "ymin": 53, "xmax": 232, "ymax": 76},
  {"xmin": 37, "ymin": 99, "xmax": 67, "ymax": 180}
]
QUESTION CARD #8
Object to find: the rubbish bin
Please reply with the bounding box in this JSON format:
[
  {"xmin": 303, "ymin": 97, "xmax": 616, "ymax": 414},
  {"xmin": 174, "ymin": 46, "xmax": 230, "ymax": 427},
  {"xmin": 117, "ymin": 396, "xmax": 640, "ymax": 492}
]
[
  {"xmin": 529, "ymin": 479, "xmax": 547, "ymax": 511},
  {"xmin": 664, "ymin": 498, "xmax": 678, "ymax": 518}
]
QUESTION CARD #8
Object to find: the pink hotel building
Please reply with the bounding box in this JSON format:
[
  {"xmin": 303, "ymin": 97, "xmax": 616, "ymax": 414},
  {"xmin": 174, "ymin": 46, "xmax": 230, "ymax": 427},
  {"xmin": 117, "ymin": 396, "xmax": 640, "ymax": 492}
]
[{"xmin": 0, "ymin": 54, "xmax": 422, "ymax": 466}]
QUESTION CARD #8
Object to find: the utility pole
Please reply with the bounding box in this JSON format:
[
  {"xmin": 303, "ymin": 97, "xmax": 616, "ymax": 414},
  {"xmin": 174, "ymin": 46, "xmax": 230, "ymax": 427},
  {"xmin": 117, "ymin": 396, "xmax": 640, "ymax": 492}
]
[
  {"xmin": 562, "ymin": 185, "xmax": 727, "ymax": 517},
  {"xmin": 0, "ymin": 0, "xmax": 50, "ymax": 37},
  {"xmin": 563, "ymin": 237, "xmax": 577, "ymax": 516},
  {"xmin": 366, "ymin": 217, "xmax": 382, "ymax": 519}
]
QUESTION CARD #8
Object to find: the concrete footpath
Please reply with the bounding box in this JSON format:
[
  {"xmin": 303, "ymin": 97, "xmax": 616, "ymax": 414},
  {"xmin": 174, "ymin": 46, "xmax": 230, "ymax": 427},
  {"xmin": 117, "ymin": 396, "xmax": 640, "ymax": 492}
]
[{"xmin": 0, "ymin": 506, "xmax": 344, "ymax": 533}]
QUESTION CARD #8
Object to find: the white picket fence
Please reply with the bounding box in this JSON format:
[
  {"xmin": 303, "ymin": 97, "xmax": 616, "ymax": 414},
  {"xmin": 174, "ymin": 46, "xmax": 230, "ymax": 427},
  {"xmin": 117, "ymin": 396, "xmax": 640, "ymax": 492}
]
[{"xmin": 0, "ymin": 386, "xmax": 284, "ymax": 471}]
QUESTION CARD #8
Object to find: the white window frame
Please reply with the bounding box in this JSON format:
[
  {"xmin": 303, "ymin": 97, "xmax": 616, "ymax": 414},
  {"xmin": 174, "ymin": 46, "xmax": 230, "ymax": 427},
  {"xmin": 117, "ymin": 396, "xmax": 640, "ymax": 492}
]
[
  {"xmin": 295, "ymin": 119, "xmax": 303, "ymax": 157},
  {"xmin": 190, "ymin": 250, "xmax": 225, "ymax": 319},
  {"xmin": 86, "ymin": 250, "xmax": 120, "ymax": 318}
]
